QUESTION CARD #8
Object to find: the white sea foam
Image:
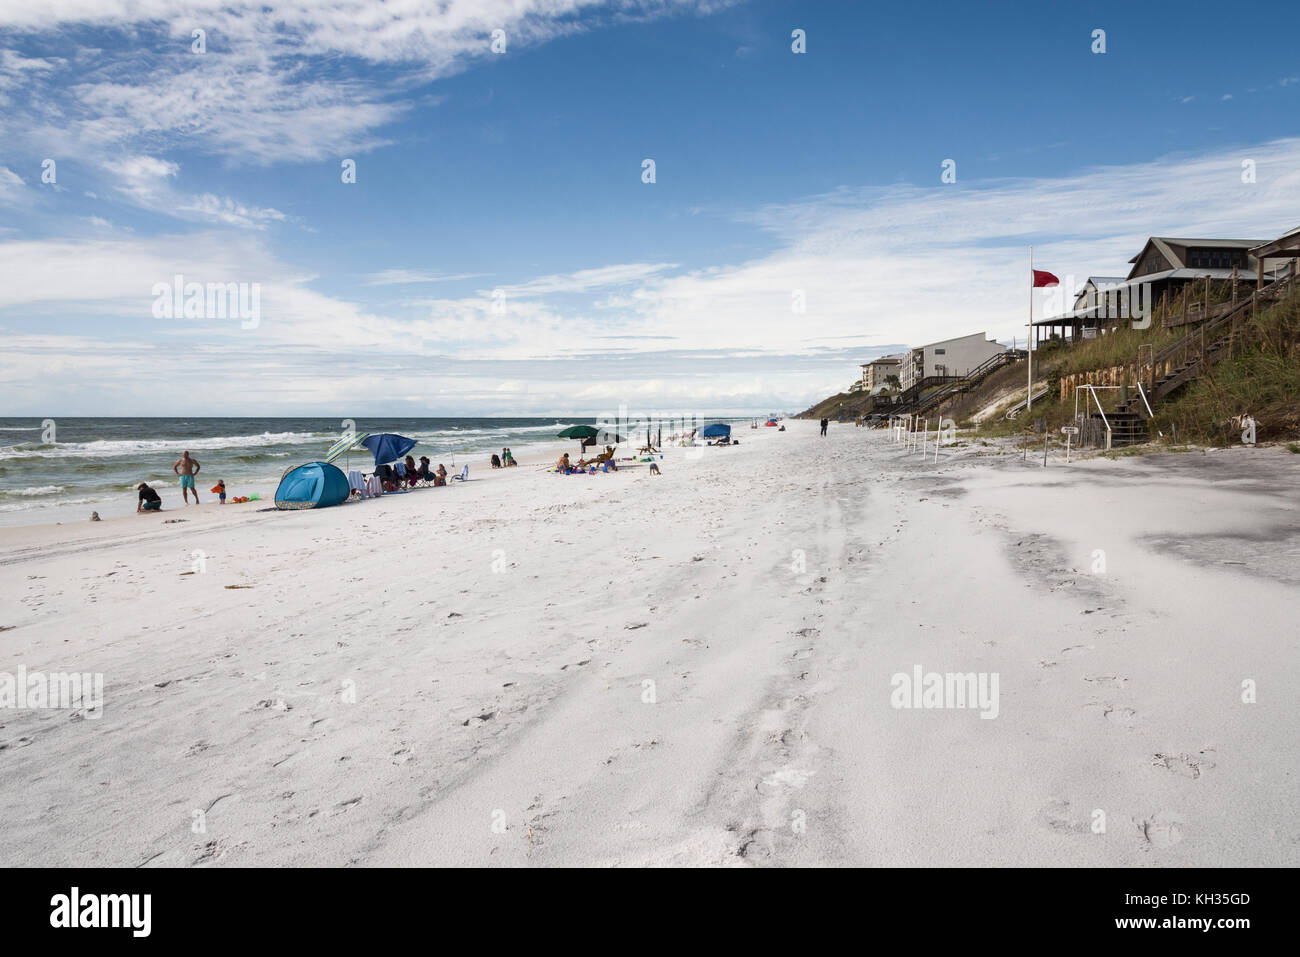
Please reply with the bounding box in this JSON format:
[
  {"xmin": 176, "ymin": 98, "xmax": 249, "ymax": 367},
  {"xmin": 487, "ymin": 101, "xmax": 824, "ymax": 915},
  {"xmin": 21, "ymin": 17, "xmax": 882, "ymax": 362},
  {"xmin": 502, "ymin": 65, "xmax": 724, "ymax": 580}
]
[
  {"xmin": 0, "ymin": 485, "xmax": 65, "ymax": 497},
  {"xmin": 0, "ymin": 431, "xmax": 324, "ymax": 460},
  {"xmin": 0, "ymin": 496, "xmax": 100, "ymax": 512}
]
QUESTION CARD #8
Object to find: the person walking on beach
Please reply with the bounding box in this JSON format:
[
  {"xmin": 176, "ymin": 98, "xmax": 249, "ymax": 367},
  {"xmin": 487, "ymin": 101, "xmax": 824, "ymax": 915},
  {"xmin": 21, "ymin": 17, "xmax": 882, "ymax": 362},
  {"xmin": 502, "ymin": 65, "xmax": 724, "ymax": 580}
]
[
  {"xmin": 173, "ymin": 451, "xmax": 201, "ymax": 504},
  {"xmin": 820, "ymin": 417, "xmax": 829, "ymax": 437}
]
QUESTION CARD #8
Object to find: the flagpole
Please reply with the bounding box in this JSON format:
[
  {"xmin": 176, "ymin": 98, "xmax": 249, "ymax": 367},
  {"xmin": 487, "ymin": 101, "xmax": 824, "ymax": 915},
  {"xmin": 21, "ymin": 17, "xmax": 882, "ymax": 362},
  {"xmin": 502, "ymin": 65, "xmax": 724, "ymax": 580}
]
[{"xmin": 1027, "ymin": 245, "xmax": 1034, "ymax": 414}]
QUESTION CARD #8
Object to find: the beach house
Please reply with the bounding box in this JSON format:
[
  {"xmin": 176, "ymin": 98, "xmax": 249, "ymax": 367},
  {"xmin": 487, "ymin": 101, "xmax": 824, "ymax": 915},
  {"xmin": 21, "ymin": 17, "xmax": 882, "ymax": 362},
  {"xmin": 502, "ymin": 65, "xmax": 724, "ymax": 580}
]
[
  {"xmin": 1249, "ymin": 226, "xmax": 1300, "ymax": 278},
  {"xmin": 899, "ymin": 334, "xmax": 1006, "ymax": 391},
  {"xmin": 860, "ymin": 354, "xmax": 904, "ymax": 391},
  {"xmin": 1033, "ymin": 235, "xmax": 1298, "ymax": 343}
]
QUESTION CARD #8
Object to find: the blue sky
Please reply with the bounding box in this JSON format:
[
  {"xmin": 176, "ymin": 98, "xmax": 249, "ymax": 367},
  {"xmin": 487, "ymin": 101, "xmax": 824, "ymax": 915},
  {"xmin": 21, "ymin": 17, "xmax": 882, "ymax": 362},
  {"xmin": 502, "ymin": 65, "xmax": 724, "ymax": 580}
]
[{"xmin": 1, "ymin": 0, "xmax": 1298, "ymax": 416}]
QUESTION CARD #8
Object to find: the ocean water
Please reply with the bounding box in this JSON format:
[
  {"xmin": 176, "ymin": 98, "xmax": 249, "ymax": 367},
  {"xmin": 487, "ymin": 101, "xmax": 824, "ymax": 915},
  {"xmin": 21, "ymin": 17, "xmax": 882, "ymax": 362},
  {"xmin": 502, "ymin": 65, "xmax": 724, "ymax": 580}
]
[{"xmin": 0, "ymin": 415, "xmax": 761, "ymax": 527}]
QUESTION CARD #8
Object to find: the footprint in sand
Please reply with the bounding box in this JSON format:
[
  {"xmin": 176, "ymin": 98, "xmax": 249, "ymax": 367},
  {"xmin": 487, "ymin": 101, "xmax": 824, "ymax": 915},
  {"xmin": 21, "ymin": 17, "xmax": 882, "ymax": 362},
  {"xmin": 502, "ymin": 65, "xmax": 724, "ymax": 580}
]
[
  {"xmin": 1085, "ymin": 701, "xmax": 1139, "ymax": 728},
  {"xmin": 1084, "ymin": 674, "xmax": 1128, "ymax": 689},
  {"xmin": 191, "ymin": 839, "xmax": 229, "ymax": 865},
  {"xmin": 1035, "ymin": 799, "xmax": 1090, "ymax": 834},
  {"xmin": 1151, "ymin": 751, "xmax": 1215, "ymax": 779},
  {"xmin": 760, "ymin": 766, "xmax": 814, "ymax": 791},
  {"xmin": 1136, "ymin": 812, "xmax": 1185, "ymax": 849},
  {"xmin": 1102, "ymin": 705, "xmax": 1139, "ymax": 727}
]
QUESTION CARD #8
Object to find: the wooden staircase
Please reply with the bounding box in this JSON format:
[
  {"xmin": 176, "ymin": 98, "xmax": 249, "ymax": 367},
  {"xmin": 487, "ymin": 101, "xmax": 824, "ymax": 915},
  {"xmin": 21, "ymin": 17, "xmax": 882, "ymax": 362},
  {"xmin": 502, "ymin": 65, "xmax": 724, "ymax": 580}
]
[
  {"xmin": 893, "ymin": 350, "xmax": 1026, "ymax": 415},
  {"xmin": 912, "ymin": 349, "xmax": 1026, "ymax": 415},
  {"xmin": 890, "ymin": 374, "xmax": 962, "ymax": 414},
  {"xmin": 1101, "ymin": 270, "xmax": 1297, "ymax": 446},
  {"xmin": 1105, "ymin": 397, "xmax": 1150, "ymax": 447}
]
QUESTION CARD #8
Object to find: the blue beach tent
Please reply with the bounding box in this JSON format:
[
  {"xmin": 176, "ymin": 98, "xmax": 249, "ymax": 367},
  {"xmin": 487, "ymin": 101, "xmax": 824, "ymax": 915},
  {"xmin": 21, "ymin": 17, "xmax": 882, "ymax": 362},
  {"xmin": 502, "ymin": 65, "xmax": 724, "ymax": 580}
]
[
  {"xmin": 360, "ymin": 433, "xmax": 418, "ymax": 466},
  {"xmin": 275, "ymin": 462, "xmax": 350, "ymax": 510},
  {"xmin": 699, "ymin": 423, "xmax": 732, "ymax": 439}
]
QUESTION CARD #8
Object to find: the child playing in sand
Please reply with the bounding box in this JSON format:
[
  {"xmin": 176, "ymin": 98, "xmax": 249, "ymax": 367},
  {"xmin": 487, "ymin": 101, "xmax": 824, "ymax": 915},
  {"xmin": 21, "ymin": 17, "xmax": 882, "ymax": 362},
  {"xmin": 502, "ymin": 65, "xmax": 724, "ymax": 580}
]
[{"xmin": 211, "ymin": 479, "xmax": 227, "ymax": 504}]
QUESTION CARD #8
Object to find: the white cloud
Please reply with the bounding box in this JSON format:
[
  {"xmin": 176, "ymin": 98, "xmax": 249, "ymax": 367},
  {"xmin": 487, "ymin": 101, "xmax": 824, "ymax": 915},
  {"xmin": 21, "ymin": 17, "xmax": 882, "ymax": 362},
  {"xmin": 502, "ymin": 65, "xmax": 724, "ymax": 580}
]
[
  {"xmin": 98, "ymin": 153, "xmax": 286, "ymax": 227},
  {"xmin": 0, "ymin": 1, "xmax": 732, "ymax": 164},
  {"xmin": 365, "ymin": 269, "xmax": 492, "ymax": 285},
  {"xmin": 0, "ymin": 49, "xmax": 61, "ymax": 72},
  {"xmin": 496, "ymin": 262, "xmax": 680, "ymax": 297},
  {"xmin": 3, "ymin": 137, "xmax": 1299, "ymax": 415},
  {"xmin": 0, "ymin": 165, "xmax": 26, "ymax": 204},
  {"xmin": 102, "ymin": 155, "xmax": 179, "ymax": 182},
  {"xmin": 174, "ymin": 193, "xmax": 287, "ymax": 228}
]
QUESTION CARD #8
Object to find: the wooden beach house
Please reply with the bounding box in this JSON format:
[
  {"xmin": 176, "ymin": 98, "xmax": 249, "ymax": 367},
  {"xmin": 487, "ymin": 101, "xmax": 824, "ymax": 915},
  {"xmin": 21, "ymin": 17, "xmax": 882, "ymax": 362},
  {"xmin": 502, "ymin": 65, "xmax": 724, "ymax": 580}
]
[{"xmin": 1033, "ymin": 235, "xmax": 1297, "ymax": 343}]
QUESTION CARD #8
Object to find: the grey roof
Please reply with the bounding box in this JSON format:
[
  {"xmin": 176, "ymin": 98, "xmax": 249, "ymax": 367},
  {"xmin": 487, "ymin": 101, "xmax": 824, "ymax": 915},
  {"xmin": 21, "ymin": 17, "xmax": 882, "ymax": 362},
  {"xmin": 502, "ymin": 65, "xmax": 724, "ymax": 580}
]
[
  {"xmin": 1154, "ymin": 238, "xmax": 1265, "ymax": 247},
  {"xmin": 1250, "ymin": 226, "xmax": 1300, "ymax": 256},
  {"xmin": 1131, "ymin": 267, "xmax": 1246, "ymax": 282},
  {"xmin": 1037, "ymin": 267, "xmax": 1263, "ymax": 324},
  {"xmin": 1129, "ymin": 237, "xmax": 1266, "ymax": 263},
  {"xmin": 1074, "ymin": 276, "xmax": 1126, "ymax": 294}
]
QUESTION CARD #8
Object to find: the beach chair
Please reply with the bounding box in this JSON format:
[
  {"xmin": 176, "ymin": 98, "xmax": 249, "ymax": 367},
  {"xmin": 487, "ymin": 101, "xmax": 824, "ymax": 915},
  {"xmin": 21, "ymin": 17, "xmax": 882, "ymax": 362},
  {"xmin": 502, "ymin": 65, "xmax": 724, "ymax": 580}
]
[
  {"xmin": 580, "ymin": 447, "xmax": 615, "ymax": 468},
  {"xmin": 450, "ymin": 465, "xmax": 469, "ymax": 483}
]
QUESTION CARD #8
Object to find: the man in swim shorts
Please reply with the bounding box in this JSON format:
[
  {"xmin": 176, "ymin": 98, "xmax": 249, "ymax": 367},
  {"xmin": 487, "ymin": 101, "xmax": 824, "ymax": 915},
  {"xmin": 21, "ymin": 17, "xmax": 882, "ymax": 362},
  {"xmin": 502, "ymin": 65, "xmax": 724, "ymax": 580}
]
[{"xmin": 174, "ymin": 450, "xmax": 201, "ymax": 504}]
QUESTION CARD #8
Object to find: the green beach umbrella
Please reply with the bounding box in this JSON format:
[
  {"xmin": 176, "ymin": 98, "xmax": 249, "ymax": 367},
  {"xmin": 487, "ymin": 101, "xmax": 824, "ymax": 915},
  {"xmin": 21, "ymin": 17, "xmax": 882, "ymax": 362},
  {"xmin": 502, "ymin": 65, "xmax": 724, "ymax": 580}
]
[
  {"xmin": 557, "ymin": 425, "xmax": 599, "ymax": 456},
  {"xmin": 324, "ymin": 431, "xmax": 369, "ymax": 462},
  {"xmin": 324, "ymin": 431, "xmax": 369, "ymax": 471}
]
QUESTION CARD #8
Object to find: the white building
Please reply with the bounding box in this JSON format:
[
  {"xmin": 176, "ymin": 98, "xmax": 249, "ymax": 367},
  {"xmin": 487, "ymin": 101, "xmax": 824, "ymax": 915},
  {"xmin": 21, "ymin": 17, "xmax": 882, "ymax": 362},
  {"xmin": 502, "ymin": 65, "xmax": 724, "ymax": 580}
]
[
  {"xmin": 900, "ymin": 333, "xmax": 1006, "ymax": 390},
  {"xmin": 860, "ymin": 353, "xmax": 906, "ymax": 391}
]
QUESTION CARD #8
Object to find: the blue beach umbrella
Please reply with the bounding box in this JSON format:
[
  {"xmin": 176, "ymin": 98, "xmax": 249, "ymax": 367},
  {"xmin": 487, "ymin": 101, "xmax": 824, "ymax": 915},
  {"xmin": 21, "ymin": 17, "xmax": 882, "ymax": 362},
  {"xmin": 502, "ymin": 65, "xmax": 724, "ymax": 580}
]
[
  {"xmin": 699, "ymin": 423, "xmax": 731, "ymax": 439},
  {"xmin": 360, "ymin": 433, "xmax": 418, "ymax": 466}
]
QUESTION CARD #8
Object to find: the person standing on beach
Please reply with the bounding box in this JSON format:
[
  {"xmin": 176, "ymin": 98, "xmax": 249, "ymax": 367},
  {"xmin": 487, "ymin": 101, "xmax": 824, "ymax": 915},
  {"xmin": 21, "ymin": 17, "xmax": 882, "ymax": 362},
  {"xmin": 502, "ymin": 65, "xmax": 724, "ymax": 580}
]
[
  {"xmin": 173, "ymin": 450, "xmax": 201, "ymax": 504},
  {"xmin": 820, "ymin": 417, "xmax": 829, "ymax": 436}
]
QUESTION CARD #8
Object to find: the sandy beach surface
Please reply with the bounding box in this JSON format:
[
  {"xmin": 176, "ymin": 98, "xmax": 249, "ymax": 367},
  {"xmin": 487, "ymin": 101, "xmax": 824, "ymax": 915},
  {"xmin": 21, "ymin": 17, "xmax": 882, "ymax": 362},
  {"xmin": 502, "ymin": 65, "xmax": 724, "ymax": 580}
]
[{"xmin": 1, "ymin": 421, "xmax": 1296, "ymax": 867}]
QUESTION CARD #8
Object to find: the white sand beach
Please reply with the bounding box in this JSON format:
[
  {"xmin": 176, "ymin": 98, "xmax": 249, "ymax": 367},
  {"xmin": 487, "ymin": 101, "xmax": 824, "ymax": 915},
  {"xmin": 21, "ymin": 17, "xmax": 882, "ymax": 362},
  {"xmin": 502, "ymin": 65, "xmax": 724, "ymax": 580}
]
[{"xmin": 1, "ymin": 421, "xmax": 1296, "ymax": 867}]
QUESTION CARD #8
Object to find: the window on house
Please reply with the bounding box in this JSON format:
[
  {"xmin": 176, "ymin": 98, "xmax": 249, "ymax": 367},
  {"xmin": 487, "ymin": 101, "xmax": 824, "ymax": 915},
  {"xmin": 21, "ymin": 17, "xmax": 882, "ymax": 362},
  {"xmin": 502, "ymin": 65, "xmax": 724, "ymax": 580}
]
[{"xmin": 934, "ymin": 348, "xmax": 946, "ymax": 355}]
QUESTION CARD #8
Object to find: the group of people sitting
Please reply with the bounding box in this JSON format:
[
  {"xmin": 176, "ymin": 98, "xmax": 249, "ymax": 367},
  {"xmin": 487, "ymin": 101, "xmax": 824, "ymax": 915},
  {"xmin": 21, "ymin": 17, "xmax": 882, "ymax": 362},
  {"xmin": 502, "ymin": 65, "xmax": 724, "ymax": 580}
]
[
  {"xmin": 555, "ymin": 446, "xmax": 618, "ymax": 474},
  {"xmin": 375, "ymin": 455, "xmax": 448, "ymax": 492},
  {"xmin": 490, "ymin": 448, "xmax": 517, "ymax": 469}
]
